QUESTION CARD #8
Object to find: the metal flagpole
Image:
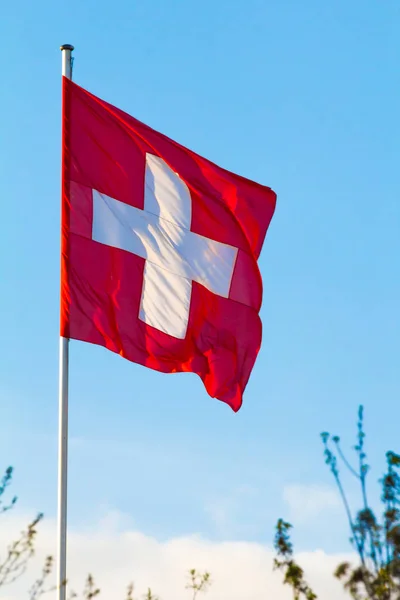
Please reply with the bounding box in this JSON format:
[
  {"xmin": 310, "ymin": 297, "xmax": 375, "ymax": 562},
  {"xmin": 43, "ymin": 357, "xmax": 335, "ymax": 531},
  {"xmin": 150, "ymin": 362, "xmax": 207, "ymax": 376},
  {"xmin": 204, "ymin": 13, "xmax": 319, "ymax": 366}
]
[{"xmin": 58, "ymin": 43, "xmax": 74, "ymax": 600}]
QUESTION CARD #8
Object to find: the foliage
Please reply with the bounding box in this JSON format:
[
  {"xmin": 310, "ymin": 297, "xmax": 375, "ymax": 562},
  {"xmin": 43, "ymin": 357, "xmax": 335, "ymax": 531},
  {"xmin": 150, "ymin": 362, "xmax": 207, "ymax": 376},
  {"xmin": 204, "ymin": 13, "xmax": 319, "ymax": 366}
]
[
  {"xmin": 0, "ymin": 513, "xmax": 44, "ymax": 588},
  {"xmin": 80, "ymin": 574, "xmax": 101, "ymax": 599},
  {"xmin": 273, "ymin": 519, "xmax": 317, "ymax": 599},
  {"xmin": 274, "ymin": 405, "xmax": 400, "ymax": 600},
  {"xmin": 29, "ymin": 555, "xmax": 54, "ymax": 599},
  {"xmin": 126, "ymin": 583, "xmax": 135, "ymax": 600},
  {"xmin": 322, "ymin": 406, "xmax": 400, "ymax": 599},
  {"xmin": 186, "ymin": 569, "xmax": 212, "ymax": 600},
  {"xmin": 0, "ymin": 466, "xmax": 44, "ymax": 591},
  {"xmin": 142, "ymin": 589, "xmax": 159, "ymax": 600},
  {"xmin": 0, "ymin": 466, "xmax": 17, "ymax": 513}
]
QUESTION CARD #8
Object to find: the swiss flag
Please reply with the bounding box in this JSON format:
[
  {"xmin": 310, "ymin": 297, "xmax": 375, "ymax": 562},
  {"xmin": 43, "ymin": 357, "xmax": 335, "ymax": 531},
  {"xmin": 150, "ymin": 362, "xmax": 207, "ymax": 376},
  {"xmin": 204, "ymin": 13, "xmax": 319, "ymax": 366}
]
[{"xmin": 61, "ymin": 78, "xmax": 276, "ymax": 411}]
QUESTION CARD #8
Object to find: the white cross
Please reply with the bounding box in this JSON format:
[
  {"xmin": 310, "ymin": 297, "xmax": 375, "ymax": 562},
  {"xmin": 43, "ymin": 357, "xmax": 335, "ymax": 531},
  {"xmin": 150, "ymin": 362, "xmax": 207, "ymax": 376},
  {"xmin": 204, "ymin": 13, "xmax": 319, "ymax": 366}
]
[{"xmin": 92, "ymin": 153, "xmax": 238, "ymax": 339}]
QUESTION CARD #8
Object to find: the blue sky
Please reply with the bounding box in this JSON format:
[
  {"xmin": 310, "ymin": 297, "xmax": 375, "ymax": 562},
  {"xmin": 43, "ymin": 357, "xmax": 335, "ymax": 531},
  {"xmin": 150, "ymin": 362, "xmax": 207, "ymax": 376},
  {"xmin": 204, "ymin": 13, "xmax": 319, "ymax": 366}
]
[{"xmin": 1, "ymin": 0, "xmax": 399, "ymax": 558}]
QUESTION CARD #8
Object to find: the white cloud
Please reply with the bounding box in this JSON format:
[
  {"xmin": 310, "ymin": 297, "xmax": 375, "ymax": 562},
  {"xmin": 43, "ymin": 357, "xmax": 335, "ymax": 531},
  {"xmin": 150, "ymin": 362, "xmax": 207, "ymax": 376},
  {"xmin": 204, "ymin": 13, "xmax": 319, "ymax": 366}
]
[
  {"xmin": 0, "ymin": 511, "xmax": 351, "ymax": 600},
  {"xmin": 283, "ymin": 484, "xmax": 342, "ymax": 524}
]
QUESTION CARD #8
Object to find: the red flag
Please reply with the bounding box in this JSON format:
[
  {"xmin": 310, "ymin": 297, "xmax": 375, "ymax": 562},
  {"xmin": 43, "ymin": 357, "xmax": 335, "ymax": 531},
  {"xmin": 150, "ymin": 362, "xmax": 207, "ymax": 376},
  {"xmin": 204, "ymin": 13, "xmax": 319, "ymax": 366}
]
[{"xmin": 61, "ymin": 78, "xmax": 276, "ymax": 411}]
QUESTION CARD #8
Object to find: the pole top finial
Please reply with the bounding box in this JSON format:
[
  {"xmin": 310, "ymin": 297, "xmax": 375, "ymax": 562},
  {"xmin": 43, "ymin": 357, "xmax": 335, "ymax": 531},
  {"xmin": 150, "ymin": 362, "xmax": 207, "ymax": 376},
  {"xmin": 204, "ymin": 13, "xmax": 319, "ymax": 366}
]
[{"xmin": 60, "ymin": 44, "xmax": 74, "ymax": 52}]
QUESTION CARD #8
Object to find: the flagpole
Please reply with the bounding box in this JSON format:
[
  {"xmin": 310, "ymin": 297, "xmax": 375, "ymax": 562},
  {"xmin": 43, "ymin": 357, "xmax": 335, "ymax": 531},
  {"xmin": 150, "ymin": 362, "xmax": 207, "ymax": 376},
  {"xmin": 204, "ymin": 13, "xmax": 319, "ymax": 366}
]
[{"xmin": 58, "ymin": 43, "xmax": 74, "ymax": 600}]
